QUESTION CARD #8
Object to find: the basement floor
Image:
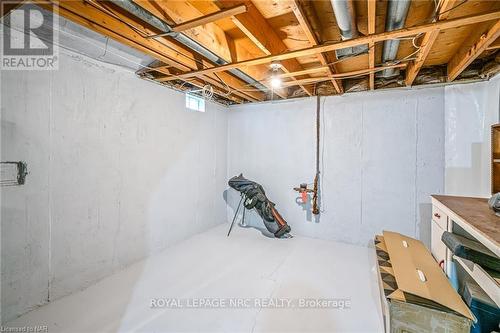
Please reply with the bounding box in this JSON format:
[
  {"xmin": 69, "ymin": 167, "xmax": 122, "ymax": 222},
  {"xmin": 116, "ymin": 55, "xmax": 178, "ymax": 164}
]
[{"xmin": 7, "ymin": 224, "xmax": 384, "ymax": 332}]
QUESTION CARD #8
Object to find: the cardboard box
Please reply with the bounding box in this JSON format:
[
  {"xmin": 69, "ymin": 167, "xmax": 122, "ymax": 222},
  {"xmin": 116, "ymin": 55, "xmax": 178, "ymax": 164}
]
[{"xmin": 375, "ymin": 231, "xmax": 474, "ymax": 333}]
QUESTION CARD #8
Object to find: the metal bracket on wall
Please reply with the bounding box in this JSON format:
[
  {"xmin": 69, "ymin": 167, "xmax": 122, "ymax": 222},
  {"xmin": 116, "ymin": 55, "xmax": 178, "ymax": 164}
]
[{"xmin": 1, "ymin": 161, "xmax": 28, "ymax": 186}]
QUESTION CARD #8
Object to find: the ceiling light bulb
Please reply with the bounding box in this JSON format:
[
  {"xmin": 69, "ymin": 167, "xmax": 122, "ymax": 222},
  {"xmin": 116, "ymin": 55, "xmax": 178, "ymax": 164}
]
[{"xmin": 271, "ymin": 77, "xmax": 281, "ymax": 88}]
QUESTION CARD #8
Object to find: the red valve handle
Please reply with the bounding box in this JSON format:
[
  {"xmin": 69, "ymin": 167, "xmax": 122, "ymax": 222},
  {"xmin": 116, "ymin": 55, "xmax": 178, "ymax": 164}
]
[{"xmin": 301, "ymin": 191, "xmax": 307, "ymax": 203}]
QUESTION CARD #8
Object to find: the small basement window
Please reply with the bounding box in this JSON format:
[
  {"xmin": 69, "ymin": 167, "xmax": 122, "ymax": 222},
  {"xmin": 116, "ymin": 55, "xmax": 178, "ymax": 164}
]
[{"xmin": 185, "ymin": 93, "xmax": 205, "ymax": 112}]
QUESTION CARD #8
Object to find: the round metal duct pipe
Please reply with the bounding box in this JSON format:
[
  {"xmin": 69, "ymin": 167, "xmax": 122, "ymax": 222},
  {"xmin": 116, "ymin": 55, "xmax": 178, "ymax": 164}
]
[
  {"xmin": 330, "ymin": 0, "xmax": 367, "ymax": 59},
  {"xmin": 380, "ymin": 0, "xmax": 411, "ymax": 78},
  {"xmin": 330, "ymin": 0, "xmax": 359, "ymax": 40}
]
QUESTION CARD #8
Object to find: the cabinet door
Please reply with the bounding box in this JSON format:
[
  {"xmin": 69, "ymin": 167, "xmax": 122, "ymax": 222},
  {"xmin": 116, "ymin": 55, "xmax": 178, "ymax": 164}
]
[{"xmin": 431, "ymin": 220, "xmax": 447, "ymax": 271}]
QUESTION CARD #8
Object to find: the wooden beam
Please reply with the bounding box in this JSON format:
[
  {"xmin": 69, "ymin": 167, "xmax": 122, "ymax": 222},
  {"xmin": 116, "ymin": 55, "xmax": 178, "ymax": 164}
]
[
  {"xmin": 138, "ymin": 64, "xmax": 170, "ymax": 74},
  {"xmin": 405, "ymin": 0, "xmax": 456, "ymax": 86},
  {"xmin": 147, "ymin": 64, "xmax": 248, "ymax": 103},
  {"xmin": 160, "ymin": 62, "xmax": 407, "ymax": 83},
  {"xmin": 135, "ymin": 1, "xmax": 233, "ymax": 63},
  {"xmin": 219, "ymin": 0, "xmax": 314, "ymax": 96},
  {"xmin": 226, "ymin": 36, "xmax": 237, "ymax": 63},
  {"xmin": 171, "ymin": 5, "xmax": 247, "ymax": 33},
  {"xmin": 282, "ymin": 77, "xmax": 331, "ymax": 87},
  {"xmin": 330, "ymin": 63, "xmax": 407, "ymax": 78},
  {"xmin": 277, "ymin": 66, "xmax": 330, "ymax": 79},
  {"xmin": 138, "ymin": 0, "xmax": 284, "ymax": 99},
  {"xmin": 290, "ymin": 0, "xmax": 343, "ymax": 94},
  {"xmin": 367, "ymin": 0, "xmax": 376, "ymax": 90},
  {"xmin": 41, "ymin": 0, "xmax": 264, "ymax": 103},
  {"xmin": 281, "ymin": 63, "xmax": 408, "ymax": 87},
  {"xmin": 486, "ymin": 37, "xmax": 500, "ymax": 50},
  {"xmin": 174, "ymin": 10, "xmax": 500, "ymax": 80},
  {"xmin": 448, "ymin": 19, "xmax": 500, "ymax": 81}
]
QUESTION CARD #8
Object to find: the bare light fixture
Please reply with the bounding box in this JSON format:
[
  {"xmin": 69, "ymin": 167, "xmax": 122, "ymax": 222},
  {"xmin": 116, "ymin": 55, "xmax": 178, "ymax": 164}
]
[
  {"xmin": 271, "ymin": 77, "xmax": 282, "ymax": 89},
  {"xmin": 270, "ymin": 60, "xmax": 282, "ymax": 89}
]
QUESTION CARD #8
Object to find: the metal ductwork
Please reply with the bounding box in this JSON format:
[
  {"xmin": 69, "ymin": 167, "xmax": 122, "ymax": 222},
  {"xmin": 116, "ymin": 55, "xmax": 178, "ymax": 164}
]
[
  {"xmin": 379, "ymin": 0, "xmax": 411, "ymax": 78},
  {"xmin": 109, "ymin": 0, "xmax": 268, "ymax": 93},
  {"xmin": 330, "ymin": 0, "xmax": 368, "ymax": 59}
]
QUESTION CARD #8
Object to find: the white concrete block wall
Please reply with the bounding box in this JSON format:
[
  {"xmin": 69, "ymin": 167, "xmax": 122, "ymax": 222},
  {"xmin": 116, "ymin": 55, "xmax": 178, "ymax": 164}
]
[
  {"xmin": 1, "ymin": 51, "xmax": 228, "ymax": 322},
  {"xmin": 1, "ymin": 69, "xmax": 52, "ymax": 325},
  {"xmin": 444, "ymin": 77, "xmax": 500, "ymax": 197},
  {"xmin": 227, "ymin": 88, "xmax": 446, "ymax": 247}
]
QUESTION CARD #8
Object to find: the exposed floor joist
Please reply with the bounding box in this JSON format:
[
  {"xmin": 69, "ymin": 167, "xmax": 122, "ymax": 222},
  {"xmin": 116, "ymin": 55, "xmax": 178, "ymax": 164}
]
[
  {"xmin": 367, "ymin": 0, "xmax": 376, "ymax": 90},
  {"xmin": 276, "ymin": 66, "xmax": 330, "ymax": 79},
  {"xmin": 486, "ymin": 37, "xmax": 500, "ymax": 50},
  {"xmin": 170, "ymin": 4, "xmax": 247, "ymax": 33},
  {"xmin": 41, "ymin": 0, "xmax": 265, "ymax": 103},
  {"xmin": 218, "ymin": 0, "xmax": 314, "ymax": 96},
  {"xmin": 406, "ymin": 0, "xmax": 457, "ymax": 86},
  {"xmin": 132, "ymin": 0, "xmax": 284, "ymax": 100},
  {"xmin": 19, "ymin": 0, "xmax": 500, "ymax": 102},
  {"xmin": 281, "ymin": 63, "xmax": 407, "ymax": 87},
  {"xmin": 290, "ymin": 0, "xmax": 343, "ymax": 94},
  {"xmin": 447, "ymin": 19, "xmax": 500, "ymax": 81}
]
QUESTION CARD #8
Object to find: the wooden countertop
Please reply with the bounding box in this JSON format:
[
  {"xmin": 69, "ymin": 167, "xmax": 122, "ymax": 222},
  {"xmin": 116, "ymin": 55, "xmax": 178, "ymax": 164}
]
[{"xmin": 431, "ymin": 195, "xmax": 500, "ymax": 257}]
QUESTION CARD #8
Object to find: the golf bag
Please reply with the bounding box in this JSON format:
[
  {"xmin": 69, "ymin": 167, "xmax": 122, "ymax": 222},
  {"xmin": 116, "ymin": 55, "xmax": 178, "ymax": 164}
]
[{"xmin": 228, "ymin": 174, "xmax": 291, "ymax": 238}]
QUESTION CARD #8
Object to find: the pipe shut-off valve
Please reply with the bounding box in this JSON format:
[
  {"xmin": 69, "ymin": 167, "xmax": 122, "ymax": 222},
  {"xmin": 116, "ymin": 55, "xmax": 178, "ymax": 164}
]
[
  {"xmin": 293, "ymin": 179, "xmax": 319, "ymax": 215},
  {"xmin": 294, "ymin": 183, "xmax": 314, "ymax": 204}
]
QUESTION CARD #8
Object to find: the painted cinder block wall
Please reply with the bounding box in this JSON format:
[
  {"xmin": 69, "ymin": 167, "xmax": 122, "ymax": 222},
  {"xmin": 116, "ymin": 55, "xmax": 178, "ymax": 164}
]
[
  {"xmin": 226, "ymin": 87, "xmax": 446, "ymax": 248},
  {"xmin": 226, "ymin": 79, "xmax": 499, "ymax": 248},
  {"xmin": 444, "ymin": 77, "xmax": 500, "ymax": 197},
  {"xmin": 1, "ymin": 51, "xmax": 228, "ymax": 323}
]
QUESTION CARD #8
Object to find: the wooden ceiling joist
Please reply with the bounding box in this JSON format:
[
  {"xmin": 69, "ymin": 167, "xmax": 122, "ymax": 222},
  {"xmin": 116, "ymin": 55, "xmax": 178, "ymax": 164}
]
[
  {"xmin": 281, "ymin": 63, "xmax": 408, "ymax": 87},
  {"xmin": 281, "ymin": 77, "xmax": 331, "ymax": 87},
  {"xmin": 143, "ymin": 63, "xmax": 247, "ymax": 103},
  {"xmin": 173, "ymin": 10, "xmax": 500, "ymax": 80},
  {"xmin": 486, "ymin": 38, "xmax": 500, "ymax": 50},
  {"xmin": 330, "ymin": 63, "xmax": 407, "ymax": 78},
  {"xmin": 171, "ymin": 4, "xmax": 247, "ymax": 33},
  {"xmin": 136, "ymin": 0, "xmax": 233, "ymax": 63},
  {"xmin": 447, "ymin": 19, "xmax": 500, "ymax": 81},
  {"xmin": 290, "ymin": 0, "xmax": 343, "ymax": 94},
  {"xmin": 24, "ymin": 0, "xmax": 500, "ymax": 102},
  {"xmin": 367, "ymin": 0, "xmax": 376, "ymax": 90},
  {"xmin": 405, "ymin": 0, "xmax": 457, "ymax": 86},
  {"xmin": 277, "ymin": 66, "xmax": 330, "ymax": 79},
  {"xmin": 218, "ymin": 0, "xmax": 314, "ymax": 96},
  {"xmin": 42, "ymin": 0, "xmax": 265, "ymax": 103},
  {"xmin": 135, "ymin": 0, "xmax": 286, "ymax": 99}
]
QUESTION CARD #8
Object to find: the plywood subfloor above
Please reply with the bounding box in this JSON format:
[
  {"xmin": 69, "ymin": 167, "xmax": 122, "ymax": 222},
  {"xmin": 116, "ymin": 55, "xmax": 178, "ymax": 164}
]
[{"xmin": 29, "ymin": 0, "xmax": 500, "ymax": 103}]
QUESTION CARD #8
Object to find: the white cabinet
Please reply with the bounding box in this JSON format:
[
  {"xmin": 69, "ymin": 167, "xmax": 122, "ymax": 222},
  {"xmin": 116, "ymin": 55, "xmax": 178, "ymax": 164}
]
[
  {"xmin": 431, "ymin": 220, "xmax": 447, "ymax": 270},
  {"xmin": 430, "ymin": 205, "xmax": 449, "ymax": 273}
]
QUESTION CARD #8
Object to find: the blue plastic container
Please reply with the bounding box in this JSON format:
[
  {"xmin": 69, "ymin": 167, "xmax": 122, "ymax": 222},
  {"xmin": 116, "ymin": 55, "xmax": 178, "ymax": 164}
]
[{"xmin": 461, "ymin": 280, "xmax": 500, "ymax": 333}]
